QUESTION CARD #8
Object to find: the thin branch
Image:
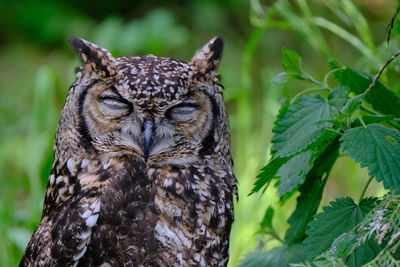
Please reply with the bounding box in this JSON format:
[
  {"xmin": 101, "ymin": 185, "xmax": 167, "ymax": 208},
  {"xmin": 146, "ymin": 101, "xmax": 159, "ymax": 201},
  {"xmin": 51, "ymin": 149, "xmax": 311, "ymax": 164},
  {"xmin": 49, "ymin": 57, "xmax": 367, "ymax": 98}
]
[{"xmin": 364, "ymin": 51, "xmax": 400, "ymax": 95}]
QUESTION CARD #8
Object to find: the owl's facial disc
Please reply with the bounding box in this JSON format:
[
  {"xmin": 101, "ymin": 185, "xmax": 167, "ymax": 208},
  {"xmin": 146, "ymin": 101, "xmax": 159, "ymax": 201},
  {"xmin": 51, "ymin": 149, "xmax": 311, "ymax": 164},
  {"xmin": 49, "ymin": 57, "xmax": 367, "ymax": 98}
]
[{"xmin": 82, "ymin": 82, "xmax": 214, "ymax": 161}]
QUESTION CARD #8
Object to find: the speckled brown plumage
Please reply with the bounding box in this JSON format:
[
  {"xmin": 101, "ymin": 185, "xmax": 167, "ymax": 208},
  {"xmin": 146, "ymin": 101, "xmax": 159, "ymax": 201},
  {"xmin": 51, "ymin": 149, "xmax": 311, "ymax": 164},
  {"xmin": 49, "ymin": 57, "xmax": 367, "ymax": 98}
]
[{"xmin": 20, "ymin": 36, "xmax": 237, "ymax": 267}]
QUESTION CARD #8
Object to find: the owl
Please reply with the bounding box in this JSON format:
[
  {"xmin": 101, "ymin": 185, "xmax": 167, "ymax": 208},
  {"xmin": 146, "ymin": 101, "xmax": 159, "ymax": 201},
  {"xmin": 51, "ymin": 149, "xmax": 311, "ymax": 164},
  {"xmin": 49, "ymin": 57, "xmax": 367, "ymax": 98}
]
[{"xmin": 19, "ymin": 36, "xmax": 237, "ymax": 267}]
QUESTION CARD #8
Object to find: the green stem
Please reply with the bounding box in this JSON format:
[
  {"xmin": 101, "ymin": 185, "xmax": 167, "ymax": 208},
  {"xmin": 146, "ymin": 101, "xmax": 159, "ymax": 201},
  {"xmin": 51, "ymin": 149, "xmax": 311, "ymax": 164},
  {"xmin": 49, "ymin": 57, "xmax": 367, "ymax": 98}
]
[
  {"xmin": 326, "ymin": 128, "xmax": 343, "ymax": 135},
  {"xmin": 359, "ymin": 176, "xmax": 374, "ymax": 204},
  {"xmin": 322, "ymin": 163, "xmax": 334, "ymax": 187},
  {"xmin": 323, "ymin": 67, "xmax": 345, "ymax": 89},
  {"xmin": 267, "ymin": 228, "xmax": 284, "ymax": 245},
  {"xmin": 359, "ymin": 116, "xmax": 367, "ymax": 128},
  {"xmin": 291, "ymin": 87, "xmax": 329, "ymax": 103},
  {"xmin": 304, "ymin": 73, "xmax": 324, "ymax": 87}
]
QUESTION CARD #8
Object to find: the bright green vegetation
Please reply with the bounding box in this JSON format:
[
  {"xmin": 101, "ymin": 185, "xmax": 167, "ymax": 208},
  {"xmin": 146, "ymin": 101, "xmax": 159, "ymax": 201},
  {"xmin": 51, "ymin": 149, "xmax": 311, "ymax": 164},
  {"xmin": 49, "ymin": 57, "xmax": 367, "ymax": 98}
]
[
  {"xmin": 1, "ymin": 1, "xmax": 399, "ymax": 266},
  {"xmin": 239, "ymin": 3, "xmax": 400, "ymax": 265}
]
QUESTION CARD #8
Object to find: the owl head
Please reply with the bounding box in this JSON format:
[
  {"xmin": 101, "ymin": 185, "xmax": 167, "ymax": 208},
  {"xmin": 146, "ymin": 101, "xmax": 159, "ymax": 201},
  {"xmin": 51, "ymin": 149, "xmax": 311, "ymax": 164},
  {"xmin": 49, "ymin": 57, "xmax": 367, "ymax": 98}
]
[{"xmin": 57, "ymin": 37, "xmax": 231, "ymax": 166}]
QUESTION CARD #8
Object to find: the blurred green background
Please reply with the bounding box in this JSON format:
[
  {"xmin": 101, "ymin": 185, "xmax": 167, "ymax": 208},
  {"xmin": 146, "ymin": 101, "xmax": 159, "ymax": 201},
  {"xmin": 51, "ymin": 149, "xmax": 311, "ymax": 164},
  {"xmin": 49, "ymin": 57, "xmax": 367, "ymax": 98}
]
[{"xmin": 1, "ymin": 0, "xmax": 399, "ymax": 266}]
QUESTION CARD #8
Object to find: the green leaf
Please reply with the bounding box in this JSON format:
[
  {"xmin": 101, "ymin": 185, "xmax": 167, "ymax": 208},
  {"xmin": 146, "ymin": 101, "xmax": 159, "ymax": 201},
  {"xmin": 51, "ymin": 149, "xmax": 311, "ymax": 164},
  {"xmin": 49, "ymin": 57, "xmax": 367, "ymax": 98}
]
[
  {"xmin": 341, "ymin": 94, "xmax": 365, "ymax": 116},
  {"xmin": 328, "ymin": 58, "xmax": 342, "ymax": 70},
  {"xmin": 281, "ymin": 47, "xmax": 303, "ymax": 76},
  {"xmin": 291, "ymin": 253, "xmax": 346, "ymax": 267},
  {"xmin": 350, "ymin": 115, "xmax": 398, "ymax": 128},
  {"xmin": 328, "ymin": 232, "xmax": 358, "ymax": 259},
  {"xmin": 344, "ymin": 239, "xmax": 381, "ymax": 267},
  {"xmin": 361, "ymin": 115, "xmax": 396, "ymax": 125},
  {"xmin": 303, "ymin": 197, "xmax": 379, "ymax": 266},
  {"xmin": 275, "ymin": 89, "xmax": 345, "ymax": 196},
  {"xmin": 328, "ymin": 87, "xmax": 349, "ymax": 114},
  {"xmin": 285, "ymin": 176, "xmax": 324, "ymax": 245},
  {"xmin": 253, "ymin": 89, "xmax": 344, "ymax": 197},
  {"xmin": 273, "ymin": 72, "xmax": 290, "ymax": 84},
  {"xmin": 256, "ymin": 116, "xmax": 339, "ymax": 196},
  {"xmin": 340, "ymin": 123, "xmax": 400, "ymax": 189},
  {"xmin": 328, "ymin": 221, "xmax": 381, "ymax": 266},
  {"xmin": 250, "ymin": 156, "xmax": 289, "ymax": 195},
  {"xmin": 238, "ymin": 244, "xmax": 308, "ymax": 267},
  {"xmin": 276, "ymin": 97, "xmax": 291, "ymax": 122},
  {"xmin": 277, "ymin": 151, "xmax": 312, "ymax": 195},
  {"xmin": 334, "ymin": 68, "xmax": 400, "ymax": 117},
  {"xmin": 352, "ymin": 192, "xmax": 400, "ymax": 265},
  {"xmin": 264, "ymin": 87, "xmax": 347, "ymax": 196},
  {"xmin": 284, "ymin": 139, "xmax": 339, "ymax": 244},
  {"xmin": 260, "ymin": 206, "xmax": 275, "ymax": 230},
  {"xmin": 272, "ymin": 94, "xmax": 336, "ymax": 158},
  {"xmin": 364, "ymin": 250, "xmax": 400, "ymax": 267}
]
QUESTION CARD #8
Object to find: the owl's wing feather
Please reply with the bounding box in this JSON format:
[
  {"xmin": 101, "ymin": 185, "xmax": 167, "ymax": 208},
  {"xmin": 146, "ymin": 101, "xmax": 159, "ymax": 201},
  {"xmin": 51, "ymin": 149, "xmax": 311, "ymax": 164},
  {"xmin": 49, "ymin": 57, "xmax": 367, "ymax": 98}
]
[{"xmin": 19, "ymin": 189, "xmax": 101, "ymax": 267}]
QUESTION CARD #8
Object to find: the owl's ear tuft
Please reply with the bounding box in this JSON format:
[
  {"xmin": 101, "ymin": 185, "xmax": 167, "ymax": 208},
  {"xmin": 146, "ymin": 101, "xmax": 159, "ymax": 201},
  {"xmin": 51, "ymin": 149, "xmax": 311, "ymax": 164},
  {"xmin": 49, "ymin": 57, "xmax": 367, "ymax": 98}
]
[
  {"xmin": 68, "ymin": 37, "xmax": 116, "ymax": 77},
  {"xmin": 191, "ymin": 36, "xmax": 224, "ymax": 73}
]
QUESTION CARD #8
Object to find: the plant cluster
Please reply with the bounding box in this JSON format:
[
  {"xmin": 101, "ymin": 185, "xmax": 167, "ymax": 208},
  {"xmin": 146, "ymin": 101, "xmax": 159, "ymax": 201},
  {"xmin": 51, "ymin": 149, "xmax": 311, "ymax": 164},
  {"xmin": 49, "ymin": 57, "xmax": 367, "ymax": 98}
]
[{"xmin": 240, "ymin": 42, "xmax": 400, "ymax": 267}]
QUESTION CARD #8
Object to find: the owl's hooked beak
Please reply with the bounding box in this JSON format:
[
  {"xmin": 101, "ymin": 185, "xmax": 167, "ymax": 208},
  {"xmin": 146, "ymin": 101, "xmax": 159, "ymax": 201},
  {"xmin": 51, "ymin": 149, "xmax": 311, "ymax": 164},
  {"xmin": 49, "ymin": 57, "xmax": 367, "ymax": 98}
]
[{"xmin": 142, "ymin": 118, "xmax": 154, "ymax": 159}]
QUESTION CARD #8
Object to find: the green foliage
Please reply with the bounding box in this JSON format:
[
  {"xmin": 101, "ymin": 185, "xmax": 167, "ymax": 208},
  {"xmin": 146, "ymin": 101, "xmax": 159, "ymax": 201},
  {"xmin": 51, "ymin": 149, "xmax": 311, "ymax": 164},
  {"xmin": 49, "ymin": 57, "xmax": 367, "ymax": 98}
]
[
  {"xmin": 340, "ymin": 124, "xmax": 400, "ymax": 189},
  {"xmin": 275, "ymin": 48, "xmax": 322, "ymax": 86},
  {"xmin": 303, "ymin": 197, "xmax": 380, "ymax": 266},
  {"xmin": 283, "ymin": 173, "xmax": 324, "ymax": 244},
  {"xmin": 345, "ymin": 192, "xmax": 400, "ymax": 265},
  {"xmin": 334, "ymin": 69, "xmax": 400, "ymax": 117},
  {"xmin": 243, "ymin": 7, "xmax": 400, "ymax": 263},
  {"xmin": 284, "ymin": 138, "xmax": 340, "ymax": 245},
  {"xmin": 276, "ymin": 151, "xmax": 312, "ymax": 195},
  {"xmin": 238, "ymin": 244, "xmax": 308, "ymax": 267},
  {"xmin": 271, "ymin": 93, "xmax": 336, "ymax": 158},
  {"xmin": 250, "ymin": 85, "xmax": 344, "ymax": 196},
  {"xmin": 340, "ymin": 94, "xmax": 364, "ymax": 117},
  {"xmin": 290, "ymin": 254, "xmax": 346, "ymax": 267},
  {"xmin": 272, "ymin": 72, "xmax": 290, "ymax": 84},
  {"xmin": 298, "ymin": 193, "xmax": 400, "ymax": 267},
  {"xmin": 281, "ymin": 48, "xmax": 303, "ymax": 79},
  {"xmin": 260, "ymin": 207, "xmax": 275, "ymax": 230}
]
